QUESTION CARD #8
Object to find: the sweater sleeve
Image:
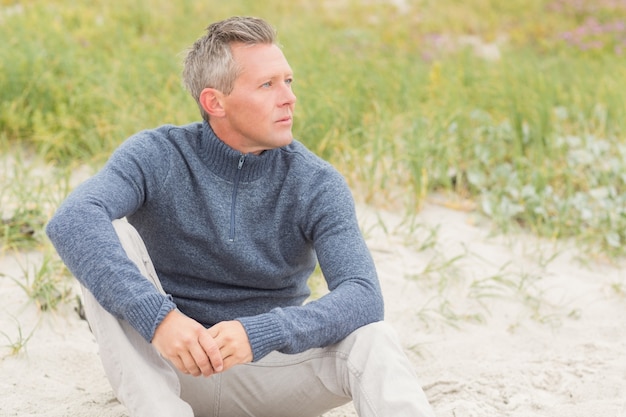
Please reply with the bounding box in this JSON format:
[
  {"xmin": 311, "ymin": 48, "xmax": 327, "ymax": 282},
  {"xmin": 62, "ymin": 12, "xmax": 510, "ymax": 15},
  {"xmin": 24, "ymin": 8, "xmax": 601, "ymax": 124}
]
[
  {"xmin": 238, "ymin": 167, "xmax": 384, "ymax": 360},
  {"xmin": 46, "ymin": 133, "xmax": 177, "ymax": 341}
]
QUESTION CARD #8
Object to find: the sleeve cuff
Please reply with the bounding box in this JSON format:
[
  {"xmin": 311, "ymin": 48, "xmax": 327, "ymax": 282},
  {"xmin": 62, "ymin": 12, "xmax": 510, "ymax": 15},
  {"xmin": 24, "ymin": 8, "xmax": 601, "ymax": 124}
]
[
  {"xmin": 125, "ymin": 293, "xmax": 177, "ymax": 342},
  {"xmin": 237, "ymin": 314, "xmax": 285, "ymax": 361}
]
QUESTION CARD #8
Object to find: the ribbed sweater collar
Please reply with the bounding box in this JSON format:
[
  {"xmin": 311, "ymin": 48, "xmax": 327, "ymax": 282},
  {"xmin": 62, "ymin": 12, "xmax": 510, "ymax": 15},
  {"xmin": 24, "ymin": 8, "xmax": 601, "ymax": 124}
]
[{"xmin": 200, "ymin": 120, "xmax": 277, "ymax": 183}]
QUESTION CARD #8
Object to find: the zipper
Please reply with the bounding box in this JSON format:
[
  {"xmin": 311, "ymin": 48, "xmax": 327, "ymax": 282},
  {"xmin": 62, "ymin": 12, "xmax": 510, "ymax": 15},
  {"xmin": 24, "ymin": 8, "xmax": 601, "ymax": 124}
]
[{"xmin": 229, "ymin": 155, "xmax": 246, "ymax": 241}]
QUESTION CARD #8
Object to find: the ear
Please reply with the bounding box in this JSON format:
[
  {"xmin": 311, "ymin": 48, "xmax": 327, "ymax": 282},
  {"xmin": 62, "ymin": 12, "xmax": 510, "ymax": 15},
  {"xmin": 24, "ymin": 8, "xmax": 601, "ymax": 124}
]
[{"xmin": 199, "ymin": 88, "xmax": 226, "ymax": 118}]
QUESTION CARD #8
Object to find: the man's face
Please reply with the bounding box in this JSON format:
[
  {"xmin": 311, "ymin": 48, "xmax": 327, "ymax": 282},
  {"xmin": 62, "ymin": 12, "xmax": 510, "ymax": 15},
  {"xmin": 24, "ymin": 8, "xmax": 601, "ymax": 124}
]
[{"xmin": 217, "ymin": 43, "xmax": 296, "ymax": 155}]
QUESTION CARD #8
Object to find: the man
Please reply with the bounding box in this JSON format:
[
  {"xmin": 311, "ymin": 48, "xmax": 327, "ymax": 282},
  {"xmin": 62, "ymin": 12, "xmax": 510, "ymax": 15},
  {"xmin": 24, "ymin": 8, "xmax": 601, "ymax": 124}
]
[{"xmin": 47, "ymin": 16, "xmax": 435, "ymax": 417}]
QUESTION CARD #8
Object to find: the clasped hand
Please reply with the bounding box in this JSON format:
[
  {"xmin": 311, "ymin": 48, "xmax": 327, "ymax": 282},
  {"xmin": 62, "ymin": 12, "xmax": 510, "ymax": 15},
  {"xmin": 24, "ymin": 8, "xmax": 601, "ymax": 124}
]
[{"xmin": 151, "ymin": 310, "xmax": 253, "ymax": 377}]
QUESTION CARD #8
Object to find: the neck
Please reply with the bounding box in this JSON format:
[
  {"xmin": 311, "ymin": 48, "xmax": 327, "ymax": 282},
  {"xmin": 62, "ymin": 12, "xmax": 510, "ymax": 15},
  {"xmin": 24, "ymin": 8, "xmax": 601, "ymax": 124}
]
[{"xmin": 209, "ymin": 119, "xmax": 266, "ymax": 155}]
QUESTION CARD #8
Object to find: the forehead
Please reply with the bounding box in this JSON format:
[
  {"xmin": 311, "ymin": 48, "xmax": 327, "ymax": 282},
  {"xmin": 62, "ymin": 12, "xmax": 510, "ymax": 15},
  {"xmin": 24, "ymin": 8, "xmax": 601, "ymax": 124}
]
[{"xmin": 231, "ymin": 43, "xmax": 292, "ymax": 80}]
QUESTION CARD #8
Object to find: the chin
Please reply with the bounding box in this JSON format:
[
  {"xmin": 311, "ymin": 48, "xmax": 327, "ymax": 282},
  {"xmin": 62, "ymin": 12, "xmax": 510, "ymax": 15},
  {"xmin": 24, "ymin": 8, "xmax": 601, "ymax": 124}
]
[{"xmin": 276, "ymin": 136, "xmax": 294, "ymax": 148}]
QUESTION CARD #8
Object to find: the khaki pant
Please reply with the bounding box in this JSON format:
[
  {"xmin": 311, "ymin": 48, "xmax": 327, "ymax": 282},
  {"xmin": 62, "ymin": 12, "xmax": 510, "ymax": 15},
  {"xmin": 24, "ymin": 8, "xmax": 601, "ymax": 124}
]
[{"xmin": 82, "ymin": 220, "xmax": 435, "ymax": 417}]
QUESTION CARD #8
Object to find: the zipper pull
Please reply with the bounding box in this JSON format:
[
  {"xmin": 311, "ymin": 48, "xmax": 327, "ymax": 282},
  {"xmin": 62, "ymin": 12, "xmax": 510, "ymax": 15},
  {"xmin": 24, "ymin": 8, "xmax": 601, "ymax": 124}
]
[{"xmin": 238, "ymin": 155, "xmax": 245, "ymax": 169}]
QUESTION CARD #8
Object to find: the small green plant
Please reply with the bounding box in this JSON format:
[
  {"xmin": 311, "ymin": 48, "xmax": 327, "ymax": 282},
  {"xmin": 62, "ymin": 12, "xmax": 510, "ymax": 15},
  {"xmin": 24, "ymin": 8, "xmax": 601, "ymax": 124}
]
[
  {"xmin": 408, "ymin": 248, "xmax": 481, "ymax": 329},
  {"xmin": 396, "ymin": 216, "xmax": 441, "ymax": 252},
  {"xmin": 0, "ymin": 315, "xmax": 37, "ymax": 356},
  {"xmin": 406, "ymin": 244, "xmax": 467, "ymax": 291},
  {"xmin": 4, "ymin": 251, "xmax": 72, "ymax": 312},
  {"xmin": 415, "ymin": 296, "xmax": 486, "ymax": 330},
  {"xmin": 0, "ymin": 149, "xmax": 72, "ymax": 251},
  {"xmin": 1, "ymin": 206, "xmax": 45, "ymax": 249},
  {"xmin": 611, "ymin": 280, "xmax": 626, "ymax": 298}
]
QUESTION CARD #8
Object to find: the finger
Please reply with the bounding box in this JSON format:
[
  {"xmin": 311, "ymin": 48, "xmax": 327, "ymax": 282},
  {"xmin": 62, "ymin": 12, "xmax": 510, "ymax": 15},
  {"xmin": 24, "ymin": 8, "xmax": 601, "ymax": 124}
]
[
  {"xmin": 206, "ymin": 337, "xmax": 245, "ymax": 373},
  {"xmin": 188, "ymin": 342, "xmax": 214, "ymax": 377},
  {"xmin": 206, "ymin": 324, "xmax": 219, "ymax": 340},
  {"xmin": 198, "ymin": 331, "xmax": 223, "ymax": 373},
  {"xmin": 179, "ymin": 352, "xmax": 201, "ymax": 376},
  {"xmin": 169, "ymin": 355, "xmax": 187, "ymax": 375},
  {"xmin": 207, "ymin": 321, "xmax": 253, "ymax": 372},
  {"xmin": 217, "ymin": 344, "xmax": 250, "ymax": 372},
  {"xmin": 206, "ymin": 325, "xmax": 236, "ymax": 365}
]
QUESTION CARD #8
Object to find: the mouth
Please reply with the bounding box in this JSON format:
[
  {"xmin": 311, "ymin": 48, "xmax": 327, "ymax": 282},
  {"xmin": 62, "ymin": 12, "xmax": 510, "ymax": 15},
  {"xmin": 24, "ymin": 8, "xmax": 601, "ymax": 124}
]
[{"xmin": 276, "ymin": 115, "xmax": 292, "ymax": 123}]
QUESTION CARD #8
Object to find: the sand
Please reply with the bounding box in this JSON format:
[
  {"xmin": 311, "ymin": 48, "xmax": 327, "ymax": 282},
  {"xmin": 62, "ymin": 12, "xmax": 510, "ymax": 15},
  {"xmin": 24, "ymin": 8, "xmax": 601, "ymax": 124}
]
[{"xmin": 1, "ymin": 201, "xmax": 625, "ymax": 417}]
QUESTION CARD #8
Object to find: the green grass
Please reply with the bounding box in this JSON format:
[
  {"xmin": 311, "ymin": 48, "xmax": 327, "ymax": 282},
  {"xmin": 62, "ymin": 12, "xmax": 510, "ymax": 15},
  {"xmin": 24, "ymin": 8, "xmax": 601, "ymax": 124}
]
[
  {"xmin": 6, "ymin": 250, "xmax": 72, "ymax": 311},
  {"xmin": 0, "ymin": 313, "xmax": 37, "ymax": 356},
  {"xmin": 1, "ymin": 0, "xmax": 625, "ymax": 261}
]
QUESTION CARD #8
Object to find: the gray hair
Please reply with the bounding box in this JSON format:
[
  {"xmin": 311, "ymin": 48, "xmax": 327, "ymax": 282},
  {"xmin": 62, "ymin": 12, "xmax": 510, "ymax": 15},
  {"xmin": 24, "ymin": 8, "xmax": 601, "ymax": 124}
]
[{"xmin": 182, "ymin": 16, "xmax": 277, "ymax": 121}]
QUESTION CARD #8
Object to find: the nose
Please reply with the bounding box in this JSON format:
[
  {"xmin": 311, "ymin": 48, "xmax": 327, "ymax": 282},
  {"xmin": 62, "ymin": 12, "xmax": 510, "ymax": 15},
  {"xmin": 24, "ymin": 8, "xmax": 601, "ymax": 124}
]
[{"xmin": 280, "ymin": 83, "xmax": 296, "ymax": 106}]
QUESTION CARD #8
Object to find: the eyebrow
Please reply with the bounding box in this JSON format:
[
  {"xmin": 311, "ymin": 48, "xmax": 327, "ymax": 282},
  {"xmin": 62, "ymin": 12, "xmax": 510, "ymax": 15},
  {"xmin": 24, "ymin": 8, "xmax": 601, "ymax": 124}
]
[{"xmin": 251, "ymin": 71, "xmax": 294, "ymax": 83}]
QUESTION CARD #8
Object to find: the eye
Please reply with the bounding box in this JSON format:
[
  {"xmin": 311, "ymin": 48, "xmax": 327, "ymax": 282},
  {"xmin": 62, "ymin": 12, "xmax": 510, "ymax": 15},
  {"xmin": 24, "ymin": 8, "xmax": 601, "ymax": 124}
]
[
  {"xmin": 261, "ymin": 81, "xmax": 272, "ymax": 88},
  {"xmin": 285, "ymin": 78, "xmax": 293, "ymax": 86}
]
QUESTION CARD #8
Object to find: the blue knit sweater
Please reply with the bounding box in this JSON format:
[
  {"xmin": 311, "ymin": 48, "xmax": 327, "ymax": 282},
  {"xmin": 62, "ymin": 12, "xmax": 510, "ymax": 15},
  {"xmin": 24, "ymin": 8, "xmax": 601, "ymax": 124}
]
[{"xmin": 46, "ymin": 121, "xmax": 384, "ymax": 361}]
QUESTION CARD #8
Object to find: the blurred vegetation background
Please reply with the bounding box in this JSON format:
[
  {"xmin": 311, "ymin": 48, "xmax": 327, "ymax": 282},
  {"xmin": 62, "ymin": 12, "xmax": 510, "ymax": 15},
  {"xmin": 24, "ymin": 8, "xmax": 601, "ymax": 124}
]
[{"xmin": 1, "ymin": 0, "xmax": 625, "ymax": 258}]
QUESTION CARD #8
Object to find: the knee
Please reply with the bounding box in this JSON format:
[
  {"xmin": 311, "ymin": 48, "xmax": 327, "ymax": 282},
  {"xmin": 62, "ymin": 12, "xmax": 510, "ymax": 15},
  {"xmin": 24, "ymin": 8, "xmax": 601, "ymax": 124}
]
[
  {"xmin": 110, "ymin": 219, "xmax": 156, "ymax": 282},
  {"xmin": 112, "ymin": 219, "xmax": 147, "ymax": 258},
  {"xmin": 344, "ymin": 321, "xmax": 401, "ymax": 352},
  {"xmin": 112, "ymin": 218, "xmax": 139, "ymax": 240}
]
